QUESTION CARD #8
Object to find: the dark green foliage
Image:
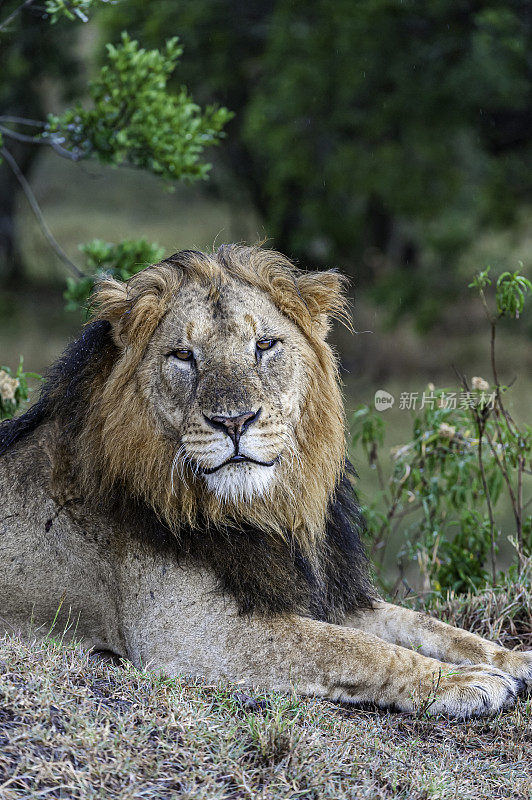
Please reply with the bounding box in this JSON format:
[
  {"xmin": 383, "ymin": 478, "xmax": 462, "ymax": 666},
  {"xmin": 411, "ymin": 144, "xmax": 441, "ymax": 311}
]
[
  {"xmin": 436, "ymin": 512, "xmax": 491, "ymax": 594},
  {"xmin": 0, "ymin": 358, "xmax": 41, "ymax": 421},
  {"xmin": 495, "ymin": 270, "xmax": 532, "ymax": 317},
  {"xmin": 101, "ymin": 0, "xmax": 532, "ymax": 324}
]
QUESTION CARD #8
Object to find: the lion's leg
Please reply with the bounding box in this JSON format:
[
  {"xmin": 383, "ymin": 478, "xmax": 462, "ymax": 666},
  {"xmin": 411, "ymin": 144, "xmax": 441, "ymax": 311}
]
[
  {"xmin": 117, "ymin": 565, "xmax": 523, "ymax": 718},
  {"xmin": 148, "ymin": 613, "xmax": 525, "ymax": 717},
  {"xmin": 344, "ymin": 602, "xmax": 532, "ymax": 688}
]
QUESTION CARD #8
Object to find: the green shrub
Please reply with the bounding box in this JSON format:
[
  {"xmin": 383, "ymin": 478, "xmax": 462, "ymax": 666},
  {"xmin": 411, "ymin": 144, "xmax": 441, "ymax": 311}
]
[{"xmin": 352, "ymin": 267, "xmax": 532, "ymax": 595}]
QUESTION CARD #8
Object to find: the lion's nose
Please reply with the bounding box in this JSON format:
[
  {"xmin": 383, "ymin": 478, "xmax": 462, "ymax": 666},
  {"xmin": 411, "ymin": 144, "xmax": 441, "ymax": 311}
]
[{"xmin": 204, "ymin": 409, "xmax": 261, "ymax": 447}]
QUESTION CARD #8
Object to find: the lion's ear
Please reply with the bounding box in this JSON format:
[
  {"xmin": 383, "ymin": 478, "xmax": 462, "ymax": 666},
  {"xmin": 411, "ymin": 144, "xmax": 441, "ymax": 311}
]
[
  {"xmin": 91, "ymin": 266, "xmax": 181, "ymax": 350},
  {"xmin": 92, "ymin": 274, "xmax": 169, "ymax": 349},
  {"xmin": 91, "ymin": 278, "xmax": 131, "ymax": 348},
  {"xmin": 296, "ymin": 270, "xmax": 351, "ymax": 336}
]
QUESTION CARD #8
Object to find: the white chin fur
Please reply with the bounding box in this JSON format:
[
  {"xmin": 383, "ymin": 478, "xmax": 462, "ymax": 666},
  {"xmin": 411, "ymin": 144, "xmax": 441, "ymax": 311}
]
[{"xmin": 203, "ymin": 462, "xmax": 276, "ymax": 503}]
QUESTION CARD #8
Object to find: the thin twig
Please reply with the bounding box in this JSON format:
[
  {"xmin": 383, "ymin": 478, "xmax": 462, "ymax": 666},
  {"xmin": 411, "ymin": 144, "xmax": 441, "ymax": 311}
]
[
  {"xmin": 478, "ymin": 287, "xmax": 492, "ymax": 320},
  {"xmin": 48, "ymin": 139, "xmax": 81, "ymax": 161},
  {"xmin": 374, "ymin": 452, "xmax": 389, "ymax": 501},
  {"xmin": 0, "ymin": 0, "xmax": 35, "ymax": 32},
  {"xmin": 476, "ymin": 417, "xmax": 497, "ymax": 585},
  {"xmin": 391, "ymin": 502, "xmax": 422, "ymax": 532},
  {"xmin": 372, "ymin": 483, "xmax": 402, "ymax": 562},
  {"xmin": 517, "ymin": 454, "xmax": 524, "ymax": 568},
  {"xmin": 0, "ymin": 124, "xmax": 81, "ymax": 161},
  {"xmin": 0, "ymin": 116, "xmax": 45, "ymax": 127},
  {"xmin": 482, "ymin": 345, "xmax": 523, "ymax": 569},
  {"xmin": 0, "ymin": 125, "xmax": 47, "ymax": 145},
  {"xmin": 1, "ymin": 146, "xmax": 85, "ymax": 278},
  {"xmin": 490, "ymin": 319, "xmax": 519, "ymax": 437},
  {"xmin": 484, "ymin": 425, "xmax": 520, "ymax": 532}
]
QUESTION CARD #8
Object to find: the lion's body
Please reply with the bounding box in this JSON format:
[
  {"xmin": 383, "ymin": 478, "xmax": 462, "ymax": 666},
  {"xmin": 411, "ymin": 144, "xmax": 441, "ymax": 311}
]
[{"xmin": 1, "ymin": 245, "xmax": 531, "ymax": 717}]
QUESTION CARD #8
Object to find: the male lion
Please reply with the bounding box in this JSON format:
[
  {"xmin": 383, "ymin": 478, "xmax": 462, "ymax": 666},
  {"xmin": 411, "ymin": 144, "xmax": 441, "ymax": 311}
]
[{"xmin": 1, "ymin": 245, "xmax": 531, "ymax": 717}]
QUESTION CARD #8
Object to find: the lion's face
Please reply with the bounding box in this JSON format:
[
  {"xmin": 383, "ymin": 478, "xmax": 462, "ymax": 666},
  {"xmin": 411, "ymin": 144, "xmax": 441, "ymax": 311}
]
[
  {"xmin": 142, "ymin": 279, "xmax": 309, "ymax": 502},
  {"xmin": 89, "ymin": 246, "xmax": 349, "ymax": 543}
]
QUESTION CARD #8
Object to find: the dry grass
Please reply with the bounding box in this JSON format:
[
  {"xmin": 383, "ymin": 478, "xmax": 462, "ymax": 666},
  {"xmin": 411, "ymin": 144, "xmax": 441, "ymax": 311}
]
[
  {"xmin": 408, "ymin": 560, "xmax": 532, "ymax": 651},
  {"xmin": 2, "ymin": 572, "xmax": 532, "ymax": 800}
]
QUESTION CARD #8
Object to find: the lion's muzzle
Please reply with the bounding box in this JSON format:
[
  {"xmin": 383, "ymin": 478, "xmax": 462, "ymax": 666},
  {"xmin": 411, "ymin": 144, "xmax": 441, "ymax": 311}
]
[{"xmin": 203, "ymin": 408, "xmax": 261, "ymax": 448}]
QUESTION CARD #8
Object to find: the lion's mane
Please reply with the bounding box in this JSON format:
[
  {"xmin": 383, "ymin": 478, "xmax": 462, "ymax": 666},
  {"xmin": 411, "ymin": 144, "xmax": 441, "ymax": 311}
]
[{"xmin": 0, "ymin": 246, "xmax": 374, "ymax": 620}]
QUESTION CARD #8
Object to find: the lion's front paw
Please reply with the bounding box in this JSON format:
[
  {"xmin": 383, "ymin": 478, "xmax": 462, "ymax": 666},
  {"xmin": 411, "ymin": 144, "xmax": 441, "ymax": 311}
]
[
  {"xmin": 489, "ymin": 650, "xmax": 532, "ymax": 690},
  {"xmin": 412, "ymin": 663, "xmax": 524, "ymax": 718}
]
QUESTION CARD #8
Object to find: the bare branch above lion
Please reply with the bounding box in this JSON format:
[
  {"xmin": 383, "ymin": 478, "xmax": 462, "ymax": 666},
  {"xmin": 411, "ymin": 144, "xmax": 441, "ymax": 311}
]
[{"xmin": 1, "ymin": 245, "xmax": 531, "ymax": 718}]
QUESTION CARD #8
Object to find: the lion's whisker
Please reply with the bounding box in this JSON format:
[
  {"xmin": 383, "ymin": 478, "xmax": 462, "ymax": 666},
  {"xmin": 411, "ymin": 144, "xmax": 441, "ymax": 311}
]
[
  {"xmin": 171, "ymin": 445, "xmax": 188, "ymax": 493},
  {"xmin": 277, "ymin": 431, "xmax": 302, "ymax": 471}
]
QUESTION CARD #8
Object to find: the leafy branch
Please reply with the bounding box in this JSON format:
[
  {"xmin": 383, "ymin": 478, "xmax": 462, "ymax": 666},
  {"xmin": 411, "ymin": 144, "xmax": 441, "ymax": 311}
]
[
  {"xmin": 44, "ymin": 34, "xmax": 233, "ymax": 181},
  {"xmin": 0, "ymin": 0, "xmax": 112, "ymax": 32},
  {"xmin": 1, "ymin": 5, "xmax": 232, "ymax": 276},
  {"xmin": 64, "ymin": 238, "xmax": 165, "ymax": 312}
]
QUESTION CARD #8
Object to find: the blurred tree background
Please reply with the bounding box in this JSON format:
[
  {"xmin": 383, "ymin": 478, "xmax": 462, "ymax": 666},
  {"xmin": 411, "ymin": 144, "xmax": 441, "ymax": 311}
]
[
  {"xmin": 103, "ymin": 0, "xmax": 532, "ymax": 328},
  {"xmin": 0, "ymin": 0, "xmax": 81, "ymax": 283}
]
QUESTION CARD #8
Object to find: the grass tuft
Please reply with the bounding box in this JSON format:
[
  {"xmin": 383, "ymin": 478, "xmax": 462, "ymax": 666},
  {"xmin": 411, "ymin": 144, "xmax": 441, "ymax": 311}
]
[{"xmin": 406, "ymin": 558, "xmax": 532, "ymax": 650}]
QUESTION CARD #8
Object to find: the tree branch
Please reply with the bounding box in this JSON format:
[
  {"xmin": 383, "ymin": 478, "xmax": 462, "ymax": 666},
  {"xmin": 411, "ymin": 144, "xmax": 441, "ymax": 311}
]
[
  {"xmin": 490, "ymin": 318, "xmax": 519, "ymax": 437},
  {"xmin": 0, "ymin": 125, "xmax": 47, "ymax": 145},
  {"xmin": 1, "ymin": 146, "xmax": 85, "ymax": 278},
  {"xmin": 0, "ymin": 124, "xmax": 81, "ymax": 161},
  {"xmin": 476, "ymin": 416, "xmax": 497, "ymax": 585},
  {"xmin": 0, "ymin": 0, "xmax": 35, "ymax": 32},
  {"xmin": 0, "ymin": 116, "xmax": 45, "ymax": 127}
]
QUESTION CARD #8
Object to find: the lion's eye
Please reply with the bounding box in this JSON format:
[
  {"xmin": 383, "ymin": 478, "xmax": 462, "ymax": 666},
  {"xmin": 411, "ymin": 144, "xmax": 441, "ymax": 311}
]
[
  {"xmin": 169, "ymin": 349, "xmax": 193, "ymax": 361},
  {"xmin": 256, "ymin": 338, "xmax": 277, "ymax": 352}
]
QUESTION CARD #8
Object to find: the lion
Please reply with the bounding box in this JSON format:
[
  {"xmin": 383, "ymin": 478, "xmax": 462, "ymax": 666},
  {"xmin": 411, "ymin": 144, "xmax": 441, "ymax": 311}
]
[{"xmin": 1, "ymin": 244, "xmax": 531, "ymax": 718}]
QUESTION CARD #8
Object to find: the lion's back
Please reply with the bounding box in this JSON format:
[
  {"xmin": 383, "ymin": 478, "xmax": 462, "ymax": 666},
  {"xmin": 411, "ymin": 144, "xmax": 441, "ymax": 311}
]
[{"xmin": 0, "ymin": 426, "xmax": 117, "ymax": 645}]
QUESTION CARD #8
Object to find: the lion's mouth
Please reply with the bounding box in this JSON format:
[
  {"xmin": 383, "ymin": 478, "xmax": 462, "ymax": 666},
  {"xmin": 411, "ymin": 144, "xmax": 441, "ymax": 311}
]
[{"xmin": 201, "ymin": 453, "xmax": 279, "ymax": 475}]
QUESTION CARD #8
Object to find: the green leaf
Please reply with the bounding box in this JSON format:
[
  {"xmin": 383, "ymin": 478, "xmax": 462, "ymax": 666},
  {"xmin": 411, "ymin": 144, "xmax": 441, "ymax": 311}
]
[
  {"xmin": 496, "ymin": 269, "xmax": 532, "ymax": 318},
  {"xmin": 44, "ymin": 0, "xmax": 112, "ymax": 24},
  {"xmin": 0, "ymin": 360, "xmax": 41, "ymax": 421}
]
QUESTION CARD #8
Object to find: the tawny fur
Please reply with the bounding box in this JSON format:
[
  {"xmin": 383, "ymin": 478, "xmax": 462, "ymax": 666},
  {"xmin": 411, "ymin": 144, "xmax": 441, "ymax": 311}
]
[{"xmin": 1, "ymin": 244, "xmax": 531, "ymax": 719}]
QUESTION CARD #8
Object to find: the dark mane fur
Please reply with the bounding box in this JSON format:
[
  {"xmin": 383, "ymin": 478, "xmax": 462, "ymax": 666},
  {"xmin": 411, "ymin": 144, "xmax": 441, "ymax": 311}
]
[
  {"xmin": 1, "ymin": 322, "xmax": 374, "ymax": 620},
  {"xmin": 0, "ymin": 320, "xmax": 116, "ymax": 456},
  {"xmin": 121, "ymin": 464, "xmax": 375, "ymax": 621}
]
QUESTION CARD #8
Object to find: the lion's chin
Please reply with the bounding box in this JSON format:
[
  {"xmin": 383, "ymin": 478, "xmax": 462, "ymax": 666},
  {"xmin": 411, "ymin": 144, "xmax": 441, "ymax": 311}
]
[{"xmin": 203, "ymin": 462, "xmax": 276, "ymax": 503}]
